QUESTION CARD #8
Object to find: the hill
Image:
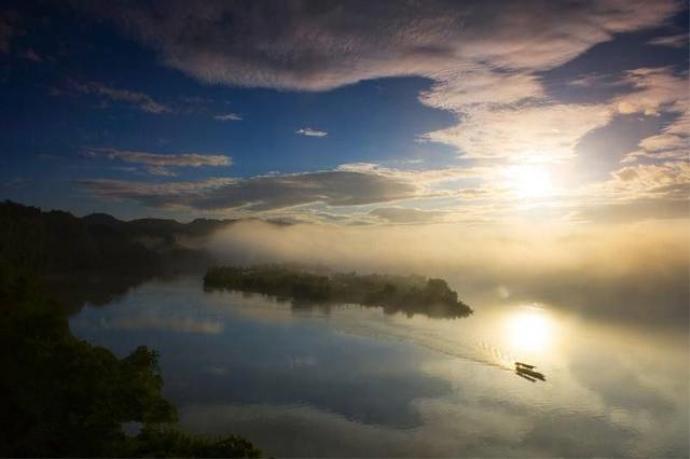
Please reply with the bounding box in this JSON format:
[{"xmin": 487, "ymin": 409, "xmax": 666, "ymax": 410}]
[{"xmin": 0, "ymin": 201, "xmax": 234, "ymax": 276}]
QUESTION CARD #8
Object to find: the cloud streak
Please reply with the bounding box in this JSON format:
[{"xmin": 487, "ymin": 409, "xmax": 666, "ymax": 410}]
[
  {"xmin": 85, "ymin": 148, "xmax": 232, "ymax": 177},
  {"xmin": 73, "ymin": 81, "xmax": 171, "ymax": 114},
  {"xmin": 369, "ymin": 207, "xmax": 445, "ymax": 224},
  {"xmin": 78, "ymin": 169, "xmax": 421, "ymax": 211},
  {"xmin": 296, "ymin": 127, "xmax": 328, "ymax": 137},
  {"xmin": 214, "ymin": 113, "xmax": 243, "ymax": 121}
]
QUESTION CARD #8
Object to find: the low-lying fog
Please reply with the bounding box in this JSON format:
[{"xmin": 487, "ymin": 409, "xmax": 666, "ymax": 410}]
[{"xmin": 206, "ymin": 219, "xmax": 689, "ymax": 328}]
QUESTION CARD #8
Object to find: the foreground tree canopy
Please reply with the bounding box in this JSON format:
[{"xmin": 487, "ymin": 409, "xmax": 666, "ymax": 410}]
[
  {"xmin": 205, "ymin": 265, "xmax": 473, "ymax": 318},
  {"xmin": 0, "ymin": 262, "xmax": 261, "ymax": 458}
]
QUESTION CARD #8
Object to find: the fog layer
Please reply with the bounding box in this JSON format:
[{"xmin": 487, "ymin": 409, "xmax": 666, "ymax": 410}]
[{"xmin": 208, "ymin": 219, "xmax": 690, "ymax": 327}]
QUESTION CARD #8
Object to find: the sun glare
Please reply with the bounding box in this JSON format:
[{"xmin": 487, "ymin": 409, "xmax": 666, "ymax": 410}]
[
  {"xmin": 505, "ymin": 306, "xmax": 554, "ymax": 353},
  {"xmin": 508, "ymin": 164, "xmax": 554, "ymax": 198}
]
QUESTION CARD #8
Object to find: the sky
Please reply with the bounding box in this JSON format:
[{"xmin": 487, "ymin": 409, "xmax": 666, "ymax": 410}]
[{"xmin": 0, "ymin": 0, "xmax": 688, "ymax": 226}]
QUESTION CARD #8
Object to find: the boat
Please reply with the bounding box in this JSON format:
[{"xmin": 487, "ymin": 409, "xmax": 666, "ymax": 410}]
[
  {"xmin": 516, "ymin": 371, "xmax": 537, "ymax": 382},
  {"xmin": 515, "ymin": 362, "xmax": 546, "ymax": 381},
  {"xmin": 515, "ymin": 361, "xmax": 535, "ymax": 369}
]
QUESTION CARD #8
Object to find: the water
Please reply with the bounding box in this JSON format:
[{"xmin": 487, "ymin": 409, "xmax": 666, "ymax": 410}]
[{"xmin": 70, "ymin": 275, "xmax": 689, "ymax": 457}]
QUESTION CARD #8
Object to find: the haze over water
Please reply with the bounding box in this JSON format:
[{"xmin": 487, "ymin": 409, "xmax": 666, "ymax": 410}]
[{"xmin": 70, "ymin": 275, "xmax": 689, "ymax": 457}]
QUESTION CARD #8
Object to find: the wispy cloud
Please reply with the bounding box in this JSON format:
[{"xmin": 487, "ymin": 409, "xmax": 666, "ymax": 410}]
[
  {"xmin": 214, "ymin": 113, "xmax": 243, "ymax": 121},
  {"xmin": 612, "ymin": 67, "xmax": 689, "ymax": 164},
  {"xmin": 86, "ymin": 148, "xmax": 232, "ymax": 176},
  {"xmin": 296, "ymin": 127, "xmax": 328, "ymax": 137},
  {"xmin": 624, "ymin": 111, "xmax": 689, "ymax": 163},
  {"xmin": 601, "ymin": 161, "xmax": 690, "ymax": 201},
  {"xmin": 78, "ymin": 168, "xmax": 420, "ymax": 211},
  {"xmin": 87, "ymin": 148, "xmax": 231, "ymax": 167},
  {"xmin": 144, "ymin": 166, "xmax": 178, "ymax": 176},
  {"xmin": 648, "ymin": 33, "xmax": 688, "ymax": 48},
  {"xmin": 613, "ymin": 67, "xmax": 687, "ymax": 116},
  {"xmin": 369, "ymin": 207, "xmax": 445, "ymax": 224},
  {"xmin": 73, "ymin": 81, "xmax": 171, "ymax": 114},
  {"xmin": 423, "ymin": 103, "xmax": 612, "ymax": 162}
]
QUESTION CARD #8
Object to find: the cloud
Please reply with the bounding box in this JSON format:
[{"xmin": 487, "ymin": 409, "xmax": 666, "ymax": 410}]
[
  {"xmin": 69, "ymin": 1, "xmax": 686, "ymax": 226},
  {"xmin": 335, "ymin": 162, "xmax": 489, "ymax": 184},
  {"xmin": 610, "ymin": 67, "xmax": 689, "ymax": 164},
  {"xmin": 81, "ymin": 0, "xmax": 683, "ymax": 174},
  {"xmin": 78, "ymin": 169, "xmax": 421, "ymax": 211},
  {"xmin": 89, "ymin": 1, "xmax": 679, "ymax": 91},
  {"xmin": 145, "ymin": 166, "xmax": 178, "ymax": 177},
  {"xmin": 424, "ymin": 103, "xmax": 613, "ymax": 162},
  {"xmin": 214, "ymin": 113, "xmax": 243, "ymax": 121},
  {"xmin": 648, "ymin": 33, "xmax": 689, "ymax": 48},
  {"xmin": 369, "ymin": 207, "xmax": 445, "ymax": 224},
  {"xmin": 296, "ymin": 127, "xmax": 328, "ymax": 137},
  {"xmin": 613, "ymin": 67, "xmax": 688, "ymax": 116},
  {"xmin": 86, "ymin": 148, "xmax": 232, "ymax": 176},
  {"xmin": 624, "ymin": 110, "xmax": 689, "ymax": 162},
  {"xmin": 419, "ymin": 69, "xmax": 544, "ymax": 111},
  {"xmin": 73, "ymin": 81, "xmax": 171, "ymax": 114},
  {"xmin": 604, "ymin": 161, "xmax": 690, "ymax": 200}
]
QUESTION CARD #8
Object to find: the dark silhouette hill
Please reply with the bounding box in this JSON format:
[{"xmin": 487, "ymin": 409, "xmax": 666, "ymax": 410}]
[{"xmin": 0, "ymin": 200, "xmax": 234, "ymax": 276}]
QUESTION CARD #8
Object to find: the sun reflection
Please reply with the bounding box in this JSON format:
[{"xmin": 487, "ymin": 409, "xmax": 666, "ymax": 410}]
[{"xmin": 505, "ymin": 306, "xmax": 554, "ymax": 354}]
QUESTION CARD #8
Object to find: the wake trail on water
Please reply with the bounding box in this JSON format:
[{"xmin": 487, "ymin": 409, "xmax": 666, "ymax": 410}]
[{"xmin": 334, "ymin": 319, "xmax": 515, "ymax": 373}]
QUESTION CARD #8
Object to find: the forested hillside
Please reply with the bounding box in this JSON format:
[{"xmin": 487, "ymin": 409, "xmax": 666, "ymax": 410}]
[{"xmin": 0, "ymin": 201, "xmax": 232, "ymax": 275}]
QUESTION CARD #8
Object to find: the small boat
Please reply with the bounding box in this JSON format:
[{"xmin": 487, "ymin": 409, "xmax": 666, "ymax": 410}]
[
  {"xmin": 516, "ymin": 371, "xmax": 537, "ymax": 382},
  {"xmin": 515, "ymin": 362, "xmax": 546, "ymax": 381},
  {"xmin": 515, "ymin": 361, "xmax": 535, "ymax": 369}
]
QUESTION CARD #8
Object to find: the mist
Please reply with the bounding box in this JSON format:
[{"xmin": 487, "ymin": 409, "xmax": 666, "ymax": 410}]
[{"xmin": 208, "ymin": 219, "xmax": 690, "ymax": 327}]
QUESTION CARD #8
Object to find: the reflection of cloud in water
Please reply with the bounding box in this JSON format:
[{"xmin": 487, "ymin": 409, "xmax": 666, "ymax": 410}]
[
  {"xmin": 71, "ymin": 276, "xmax": 689, "ymax": 457},
  {"xmin": 112, "ymin": 314, "xmax": 224, "ymax": 334},
  {"xmin": 213, "ymin": 290, "xmax": 514, "ymax": 374},
  {"xmin": 207, "ymin": 292, "xmax": 689, "ymax": 455},
  {"xmin": 179, "ymin": 402, "xmax": 528, "ymax": 458}
]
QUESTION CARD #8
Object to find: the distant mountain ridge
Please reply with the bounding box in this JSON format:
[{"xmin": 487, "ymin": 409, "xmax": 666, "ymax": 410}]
[{"xmin": 0, "ymin": 200, "xmax": 235, "ymax": 275}]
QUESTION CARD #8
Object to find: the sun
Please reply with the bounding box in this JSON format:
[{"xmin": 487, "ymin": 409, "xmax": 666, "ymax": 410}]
[{"xmin": 508, "ymin": 164, "xmax": 554, "ymax": 198}]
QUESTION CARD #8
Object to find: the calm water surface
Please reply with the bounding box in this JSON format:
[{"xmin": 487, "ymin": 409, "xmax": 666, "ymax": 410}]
[{"xmin": 70, "ymin": 276, "xmax": 689, "ymax": 457}]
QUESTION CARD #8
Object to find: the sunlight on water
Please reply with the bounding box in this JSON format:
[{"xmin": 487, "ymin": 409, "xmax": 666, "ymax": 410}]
[
  {"xmin": 504, "ymin": 305, "xmax": 554, "ymax": 354},
  {"xmin": 69, "ymin": 277, "xmax": 690, "ymax": 458}
]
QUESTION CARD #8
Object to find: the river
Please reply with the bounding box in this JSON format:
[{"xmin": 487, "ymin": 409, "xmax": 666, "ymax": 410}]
[{"xmin": 69, "ymin": 275, "xmax": 689, "ymax": 457}]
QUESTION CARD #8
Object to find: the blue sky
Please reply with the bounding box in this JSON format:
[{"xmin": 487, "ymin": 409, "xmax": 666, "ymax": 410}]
[{"xmin": 0, "ymin": 1, "xmax": 687, "ymax": 223}]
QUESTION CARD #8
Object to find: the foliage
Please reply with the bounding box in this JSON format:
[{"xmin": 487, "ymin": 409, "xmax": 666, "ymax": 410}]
[
  {"xmin": 129, "ymin": 426, "xmax": 261, "ymax": 458},
  {"xmin": 0, "ymin": 200, "xmax": 229, "ymax": 276},
  {"xmin": 205, "ymin": 265, "xmax": 472, "ymax": 318},
  {"xmin": 0, "ymin": 262, "xmax": 261, "ymax": 457}
]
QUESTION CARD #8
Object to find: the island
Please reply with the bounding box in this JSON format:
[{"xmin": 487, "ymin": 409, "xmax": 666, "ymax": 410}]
[{"xmin": 204, "ymin": 265, "xmax": 473, "ymax": 318}]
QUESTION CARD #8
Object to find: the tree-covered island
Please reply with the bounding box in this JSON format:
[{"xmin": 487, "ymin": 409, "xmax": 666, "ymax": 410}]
[{"xmin": 204, "ymin": 265, "xmax": 473, "ymax": 318}]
